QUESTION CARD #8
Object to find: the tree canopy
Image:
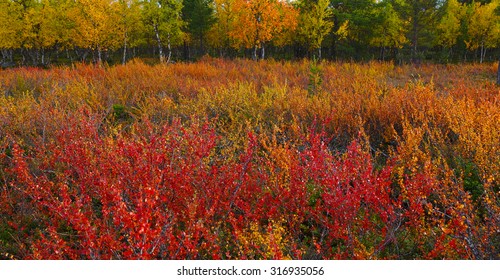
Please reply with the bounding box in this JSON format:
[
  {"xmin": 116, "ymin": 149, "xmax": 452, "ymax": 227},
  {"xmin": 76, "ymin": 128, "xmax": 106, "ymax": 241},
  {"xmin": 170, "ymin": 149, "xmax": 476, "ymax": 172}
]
[{"xmin": 1, "ymin": 0, "xmax": 500, "ymax": 65}]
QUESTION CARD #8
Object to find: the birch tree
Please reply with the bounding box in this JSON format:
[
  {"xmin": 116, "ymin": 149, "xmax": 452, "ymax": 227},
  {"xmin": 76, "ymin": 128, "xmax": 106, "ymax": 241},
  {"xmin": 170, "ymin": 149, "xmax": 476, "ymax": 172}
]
[
  {"xmin": 230, "ymin": 0, "xmax": 298, "ymax": 60},
  {"xmin": 70, "ymin": 0, "xmax": 122, "ymax": 64},
  {"xmin": 297, "ymin": 0, "xmax": 334, "ymax": 60},
  {"xmin": 466, "ymin": 0, "xmax": 500, "ymax": 63},
  {"xmin": 0, "ymin": 0, "xmax": 23, "ymax": 64},
  {"xmin": 142, "ymin": 0, "xmax": 185, "ymax": 63}
]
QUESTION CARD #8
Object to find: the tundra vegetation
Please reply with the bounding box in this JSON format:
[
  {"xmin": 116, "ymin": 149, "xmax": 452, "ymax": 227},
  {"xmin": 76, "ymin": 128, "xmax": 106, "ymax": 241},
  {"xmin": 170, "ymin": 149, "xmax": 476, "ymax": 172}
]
[{"xmin": 0, "ymin": 59, "xmax": 498, "ymax": 259}]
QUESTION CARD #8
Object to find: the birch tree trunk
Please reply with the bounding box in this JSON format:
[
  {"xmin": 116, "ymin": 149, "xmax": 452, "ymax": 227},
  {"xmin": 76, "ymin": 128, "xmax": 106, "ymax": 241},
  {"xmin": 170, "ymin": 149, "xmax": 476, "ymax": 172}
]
[
  {"xmin": 167, "ymin": 33, "xmax": 172, "ymax": 64},
  {"xmin": 122, "ymin": 32, "xmax": 128, "ymax": 65},
  {"xmin": 97, "ymin": 46, "xmax": 102, "ymax": 65},
  {"xmin": 480, "ymin": 44, "xmax": 484, "ymax": 63},
  {"xmin": 154, "ymin": 24, "xmax": 165, "ymax": 63}
]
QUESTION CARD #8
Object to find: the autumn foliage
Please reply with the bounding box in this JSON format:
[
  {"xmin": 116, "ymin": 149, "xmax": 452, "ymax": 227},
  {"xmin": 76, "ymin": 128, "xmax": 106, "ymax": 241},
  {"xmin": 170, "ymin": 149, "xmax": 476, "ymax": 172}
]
[{"xmin": 0, "ymin": 59, "xmax": 499, "ymax": 259}]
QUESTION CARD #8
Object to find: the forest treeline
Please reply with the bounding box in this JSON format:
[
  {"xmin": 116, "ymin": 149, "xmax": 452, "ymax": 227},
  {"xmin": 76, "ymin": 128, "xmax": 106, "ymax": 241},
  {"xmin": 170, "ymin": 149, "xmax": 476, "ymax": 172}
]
[{"xmin": 1, "ymin": 0, "xmax": 500, "ymax": 66}]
